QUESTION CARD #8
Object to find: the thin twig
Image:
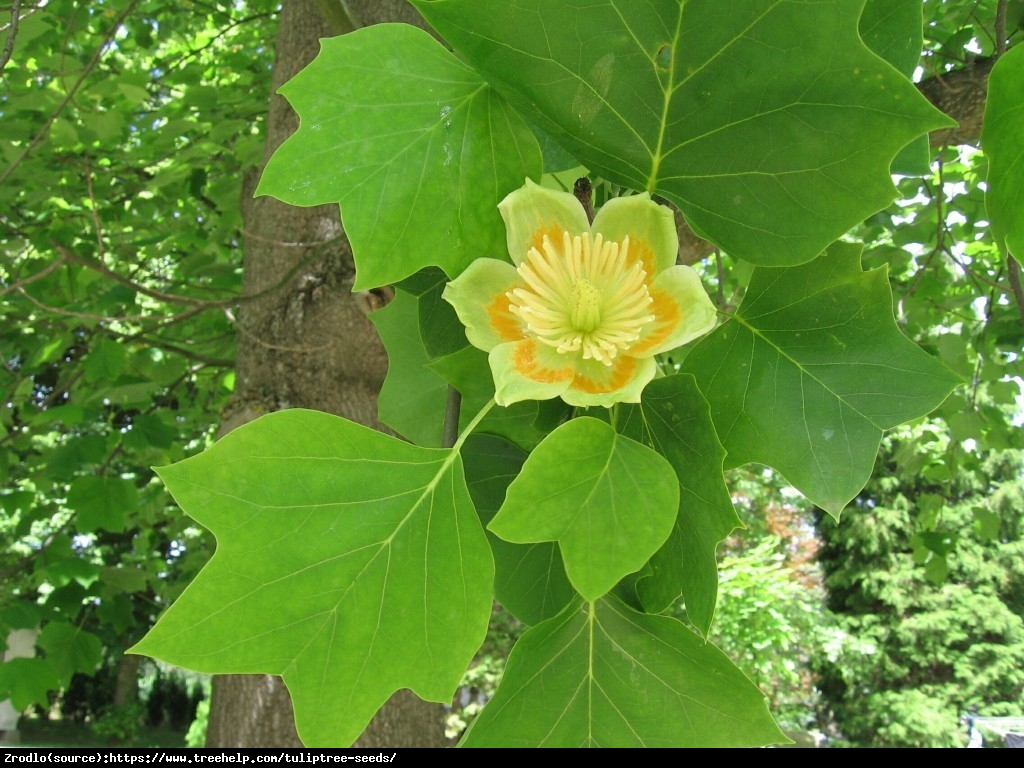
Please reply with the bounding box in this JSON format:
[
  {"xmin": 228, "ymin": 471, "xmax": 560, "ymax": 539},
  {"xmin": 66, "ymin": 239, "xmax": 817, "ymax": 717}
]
[
  {"xmin": 1008, "ymin": 256, "xmax": 1024, "ymax": 322},
  {"xmin": 224, "ymin": 306, "xmax": 338, "ymax": 354},
  {"xmin": 0, "ymin": 0, "xmax": 21, "ymax": 73},
  {"xmin": 0, "ymin": 254, "xmax": 67, "ymax": 296},
  {"xmin": 0, "ymin": 0, "xmax": 138, "ymax": 187},
  {"xmin": 995, "ymin": 0, "xmax": 1008, "ymax": 58}
]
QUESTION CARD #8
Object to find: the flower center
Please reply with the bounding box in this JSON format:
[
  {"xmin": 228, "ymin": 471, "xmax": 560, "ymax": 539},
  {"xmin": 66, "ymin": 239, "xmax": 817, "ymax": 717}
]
[{"xmin": 507, "ymin": 231, "xmax": 656, "ymax": 366}]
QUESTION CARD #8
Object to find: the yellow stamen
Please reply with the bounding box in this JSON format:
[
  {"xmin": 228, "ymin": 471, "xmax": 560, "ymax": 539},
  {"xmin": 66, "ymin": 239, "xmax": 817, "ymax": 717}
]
[{"xmin": 507, "ymin": 232, "xmax": 656, "ymax": 366}]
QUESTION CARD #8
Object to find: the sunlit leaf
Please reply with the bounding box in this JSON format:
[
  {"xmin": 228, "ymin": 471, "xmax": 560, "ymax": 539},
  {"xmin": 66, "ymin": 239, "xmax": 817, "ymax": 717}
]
[
  {"xmin": 683, "ymin": 242, "xmax": 961, "ymax": 516},
  {"xmin": 489, "ymin": 417, "xmax": 678, "ymax": 600},
  {"xmin": 256, "ymin": 24, "xmax": 542, "ymax": 289},
  {"xmin": 460, "ymin": 597, "xmax": 785, "ymax": 747},
  {"xmin": 131, "ymin": 410, "xmax": 494, "ymax": 747},
  {"xmin": 983, "ymin": 44, "xmax": 1024, "ymax": 260},
  {"xmin": 416, "ymin": 0, "xmax": 952, "ymax": 266}
]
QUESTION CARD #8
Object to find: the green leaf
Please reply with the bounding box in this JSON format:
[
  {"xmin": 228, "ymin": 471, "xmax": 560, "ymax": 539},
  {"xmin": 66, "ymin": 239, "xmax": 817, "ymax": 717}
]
[
  {"xmin": 67, "ymin": 475, "xmax": 139, "ymax": 533},
  {"xmin": 98, "ymin": 566, "xmax": 149, "ymax": 594},
  {"xmin": 982, "ymin": 44, "xmax": 1024, "ymax": 260},
  {"xmin": 859, "ymin": 0, "xmax": 930, "ymax": 174},
  {"xmin": 416, "ymin": 0, "xmax": 952, "ymax": 266},
  {"xmin": 463, "ymin": 434, "xmax": 575, "ymax": 625},
  {"xmin": 489, "ymin": 417, "xmax": 678, "ymax": 601},
  {"xmin": 0, "ymin": 657, "xmax": 61, "ymax": 711},
  {"xmin": 615, "ymin": 375, "xmax": 741, "ymax": 635},
  {"xmin": 683, "ymin": 242, "xmax": 961, "ymax": 517},
  {"xmin": 395, "ymin": 267, "xmax": 469, "ymax": 360},
  {"xmin": 371, "ymin": 287, "xmax": 448, "ymax": 447},
  {"xmin": 131, "ymin": 409, "xmax": 494, "ymax": 747},
  {"xmin": 37, "ymin": 622, "xmax": 103, "ymax": 688},
  {"xmin": 83, "ymin": 337, "xmax": 128, "ymax": 383},
  {"xmin": 256, "ymin": 24, "xmax": 542, "ymax": 289},
  {"xmin": 460, "ymin": 597, "xmax": 785, "ymax": 747}
]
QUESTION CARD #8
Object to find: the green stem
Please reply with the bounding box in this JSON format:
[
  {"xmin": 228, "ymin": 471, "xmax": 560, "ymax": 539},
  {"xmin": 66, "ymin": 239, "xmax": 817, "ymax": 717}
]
[{"xmin": 451, "ymin": 398, "xmax": 496, "ymax": 454}]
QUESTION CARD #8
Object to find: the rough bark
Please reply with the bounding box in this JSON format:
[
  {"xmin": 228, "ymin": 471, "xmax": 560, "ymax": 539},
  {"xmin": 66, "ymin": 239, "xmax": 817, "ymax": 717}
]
[
  {"xmin": 203, "ymin": 0, "xmax": 445, "ymax": 748},
  {"xmin": 917, "ymin": 57, "xmax": 995, "ymax": 148},
  {"xmin": 112, "ymin": 652, "xmax": 141, "ymax": 708}
]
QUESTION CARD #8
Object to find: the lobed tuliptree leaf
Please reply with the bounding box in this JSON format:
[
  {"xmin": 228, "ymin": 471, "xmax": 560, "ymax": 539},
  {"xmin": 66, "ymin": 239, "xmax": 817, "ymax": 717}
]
[
  {"xmin": 489, "ymin": 417, "xmax": 679, "ymax": 601},
  {"xmin": 859, "ymin": 0, "xmax": 930, "ymax": 174},
  {"xmin": 683, "ymin": 242, "xmax": 961, "ymax": 517},
  {"xmin": 982, "ymin": 44, "xmax": 1024, "ymax": 261},
  {"xmin": 416, "ymin": 0, "xmax": 953, "ymax": 266},
  {"xmin": 67, "ymin": 475, "xmax": 138, "ymax": 533},
  {"xmin": 460, "ymin": 597, "xmax": 786, "ymax": 747},
  {"xmin": 37, "ymin": 621, "xmax": 103, "ymax": 688},
  {"xmin": 256, "ymin": 24, "xmax": 542, "ymax": 289},
  {"xmin": 0, "ymin": 658, "xmax": 62, "ymax": 711},
  {"xmin": 131, "ymin": 410, "xmax": 494, "ymax": 747}
]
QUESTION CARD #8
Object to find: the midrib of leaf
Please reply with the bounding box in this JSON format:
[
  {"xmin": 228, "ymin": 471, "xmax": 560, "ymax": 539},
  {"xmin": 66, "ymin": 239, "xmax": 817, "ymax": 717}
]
[
  {"xmin": 644, "ymin": 1, "xmax": 683, "ymax": 193},
  {"xmin": 587, "ymin": 600, "xmax": 596, "ymax": 745},
  {"xmin": 646, "ymin": 0, "xmax": 785, "ymax": 192}
]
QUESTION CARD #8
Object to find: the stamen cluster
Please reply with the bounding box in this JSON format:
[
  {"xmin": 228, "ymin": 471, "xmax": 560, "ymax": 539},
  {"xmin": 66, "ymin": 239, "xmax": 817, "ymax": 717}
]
[{"xmin": 507, "ymin": 232, "xmax": 655, "ymax": 366}]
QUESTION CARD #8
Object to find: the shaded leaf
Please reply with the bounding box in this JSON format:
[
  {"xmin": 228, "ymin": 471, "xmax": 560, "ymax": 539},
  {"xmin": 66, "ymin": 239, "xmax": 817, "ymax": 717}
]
[
  {"xmin": 463, "ymin": 434, "xmax": 575, "ymax": 625},
  {"xmin": 683, "ymin": 242, "xmax": 960, "ymax": 516},
  {"xmin": 982, "ymin": 44, "xmax": 1024, "ymax": 260},
  {"xmin": 67, "ymin": 476, "xmax": 138, "ymax": 533},
  {"xmin": 461, "ymin": 597, "xmax": 785, "ymax": 747},
  {"xmin": 372, "ymin": 286, "xmax": 448, "ymax": 447},
  {"xmin": 37, "ymin": 621, "xmax": 103, "ymax": 688},
  {"xmin": 616, "ymin": 375, "xmax": 741, "ymax": 635},
  {"xmin": 131, "ymin": 410, "xmax": 493, "ymax": 747}
]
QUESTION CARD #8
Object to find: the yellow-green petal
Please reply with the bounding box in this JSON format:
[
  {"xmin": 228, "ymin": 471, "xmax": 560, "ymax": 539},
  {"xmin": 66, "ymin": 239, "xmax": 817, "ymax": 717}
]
[
  {"xmin": 590, "ymin": 193, "xmax": 679, "ymax": 275},
  {"xmin": 564, "ymin": 355, "xmax": 657, "ymax": 408},
  {"xmin": 489, "ymin": 339, "xmax": 575, "ymax": 406},
  {"xmin": 630, "ymin": 265, "xmax": 718, "ymax": 357},
  {"xmin": 443, "ymin": 258, "xmax": 525, "ymax": 352},
  {"xmin": 498, "ymin": 179, "xmax": 591, "ymax": 267}
]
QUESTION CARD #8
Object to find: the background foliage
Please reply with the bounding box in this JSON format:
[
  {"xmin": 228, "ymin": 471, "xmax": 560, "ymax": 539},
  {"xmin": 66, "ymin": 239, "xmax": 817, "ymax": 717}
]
[{"xmin": 2, "ymin": 0, "xmax": 1023, "ymax": 749}]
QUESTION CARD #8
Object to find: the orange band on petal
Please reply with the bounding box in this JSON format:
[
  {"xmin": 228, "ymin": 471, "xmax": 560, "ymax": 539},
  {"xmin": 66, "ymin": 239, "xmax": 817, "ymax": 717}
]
[
  {"xmin": 513, "ymin": 340, "xmax": 574, "ymax": 383},
  {"xmin": 487, "ymin": 291, "xmax": 526, "ymax": 342},
  {"xmin": 628, "ymin": 286, "xmax": 681, "ymax": 356},
  {"xmin": 628, "ymin": 238, "xmax": 657, "ymax": 275},
  {"xmin": 572, "ymin": 356, "xmax": 638, "ymax": 394},
  {"xmin": 528, "ymin": 224, "xmax": 570, "ymax": 255}
]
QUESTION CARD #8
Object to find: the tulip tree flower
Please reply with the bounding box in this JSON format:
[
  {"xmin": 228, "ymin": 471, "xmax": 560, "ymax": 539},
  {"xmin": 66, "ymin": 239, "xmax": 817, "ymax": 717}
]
[{"xmin": 443, "ymin": 180, "xmax": 718, "ymax": 408}]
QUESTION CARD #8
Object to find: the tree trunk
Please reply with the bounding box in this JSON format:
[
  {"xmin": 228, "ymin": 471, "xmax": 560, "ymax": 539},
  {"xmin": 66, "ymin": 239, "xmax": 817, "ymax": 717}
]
[
  {"xmin": 203, "ymin": 0, "xmax": 446, "ymax": 748},
  {"xmin": 112, "ymin": 652, "xmax": 140, "ymax": 708}
]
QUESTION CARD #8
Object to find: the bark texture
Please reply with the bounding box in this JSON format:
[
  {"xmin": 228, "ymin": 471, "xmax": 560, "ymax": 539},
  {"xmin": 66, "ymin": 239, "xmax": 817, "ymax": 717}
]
[
  {"xmin": 917, "ymin": 56, "xmax": 995, "ymax": 148},
  {"xmin": 204, "ymin": 0, "xmax": 445, "ymax": 748}
]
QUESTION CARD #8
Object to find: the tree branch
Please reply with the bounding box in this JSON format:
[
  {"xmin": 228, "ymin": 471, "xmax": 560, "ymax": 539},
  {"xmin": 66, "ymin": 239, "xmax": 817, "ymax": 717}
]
[
  {"xmin": 1008, "ymin": 256, "xmax": 1024, "ymax": 322},
  {"xmin": 0, "ymin": 0, "xmax": 21, "ymax": 74}
]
